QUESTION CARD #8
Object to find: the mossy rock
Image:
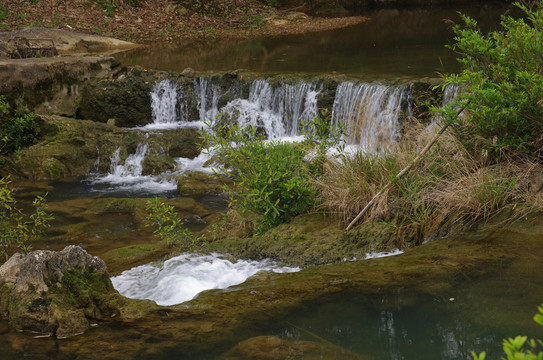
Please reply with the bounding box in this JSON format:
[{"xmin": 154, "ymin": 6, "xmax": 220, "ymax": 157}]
[
  {"xmin": 176, "ymin": 171, "xmax": 229, "ymax": 197},
  {"xmin": 77, "ymin": 68, "xmax": 156, "ymax": 127},
  {"xmin": 142, "ymin": 154, "xmax": 177, "ymax": 175},
  {"xmin": 146, "ymin": 128, "xmax": 201, "ymax": 159},
  {"xmin": 201, "ymin": 213, "xmax": 398, "ymax": 267}
]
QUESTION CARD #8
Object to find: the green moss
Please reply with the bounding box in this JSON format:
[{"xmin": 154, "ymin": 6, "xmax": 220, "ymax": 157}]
[{"xmin": 101, "ymin": 242, "xmax": 170, "ymax": 275}]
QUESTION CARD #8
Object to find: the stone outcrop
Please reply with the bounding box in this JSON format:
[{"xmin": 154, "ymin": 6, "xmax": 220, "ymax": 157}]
[
  {"xmin": 0, "ymin": 27, "xmax": 137, "ymax": 115},
  {"xmin": 11, "ymin": 115, "xmax": 200, "ymax": 181},
  {"xmin": 0, "ymin": 27, "xmax": 139, "ymax": 56},
  {"xmin": 0, "ymin": 55, "xmax": 123, "ymax": 113},
  {"xmin": 0, "ymin": 246, "xmax": 120, "ymax": 338}
]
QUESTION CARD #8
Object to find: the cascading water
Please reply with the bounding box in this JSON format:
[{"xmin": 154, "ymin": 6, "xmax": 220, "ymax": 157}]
[
  {"xmin": 332, "ymin": 82, "xmax": 409, "ymax": 152},
  {"xmin": 89, "ymin": 143, "xmax": 177, "ymax": 195},
  {"xmin": 219, "ymin": 79, "xmax": 320, "ymax": 140},
  {"xmin": 111, "ymin": 253, "xmax": 300, "ymax": 306},
  {"xmin": 195, "ymin": 77, "xmax": 222, "ymax": 123},
  {"xmin": 150, "ymin": 79, "xmax": 178, "ymax": 126}
]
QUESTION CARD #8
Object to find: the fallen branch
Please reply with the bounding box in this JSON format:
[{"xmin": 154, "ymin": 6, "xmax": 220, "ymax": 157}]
[{"xmin": 345, "ymin": 113, "xmax": 462, "ymax": 231}]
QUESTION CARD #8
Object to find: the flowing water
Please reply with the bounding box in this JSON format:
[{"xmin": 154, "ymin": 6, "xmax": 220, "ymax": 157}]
[{"xmin": 112, "ymin": 253, "xmax": 300, "ymax": 306}]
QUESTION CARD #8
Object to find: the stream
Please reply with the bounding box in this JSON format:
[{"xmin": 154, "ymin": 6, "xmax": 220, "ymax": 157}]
[{"xmin": 2, "ymin": 3, "xmax": 542, "ymax": 359}]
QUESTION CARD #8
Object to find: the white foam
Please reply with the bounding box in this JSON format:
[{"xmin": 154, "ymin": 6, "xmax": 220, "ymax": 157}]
[
  {"xmin": 364, "ymin": 249, "xmax": 404, "ymax": 259},
  {"xmin": 111, "ymin": 253, "xmax": 300, "ymax": 306}
]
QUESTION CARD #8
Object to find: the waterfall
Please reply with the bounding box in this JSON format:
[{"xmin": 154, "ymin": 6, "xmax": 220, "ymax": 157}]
[
  {"xmin": 332, "ymin": 82, "xmax": 408, "ymax": 152},
  {"xmin": 442, "ymin": 84, "xmax": 459, "ymax": 105},
  {"xmin": 151, "ymin": 79, "xmax": 178, "ymax": 125},
  {"xmin": 220, "ymin": 79, "xmax": 320, "ymax": 140},
  {"xmin": 109, "ymin": 143, "xmax": 148, "ymax": 178},
  {"xmin": 89, "ymin": 143, "xmax": 177, "ymax": 194},
  {"xmin": 195, "ymin": 77, "xmax": 222, "ymax": 123}
]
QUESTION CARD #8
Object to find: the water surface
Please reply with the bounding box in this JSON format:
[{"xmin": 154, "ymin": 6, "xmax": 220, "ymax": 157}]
[{"xmin": 116, "ymin": 4, "xmax": 514, "ymax": 79}]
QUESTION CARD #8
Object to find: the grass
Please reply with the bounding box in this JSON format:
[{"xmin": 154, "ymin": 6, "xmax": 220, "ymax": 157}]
[{"xmin": 313, "ymin": 123, "xmax": 543, "ymax": 248}]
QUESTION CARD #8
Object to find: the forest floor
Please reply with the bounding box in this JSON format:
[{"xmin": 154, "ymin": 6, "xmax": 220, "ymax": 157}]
[{"xmin": 0, "ymin": 0, "xmax": 367, "ymax": 44}]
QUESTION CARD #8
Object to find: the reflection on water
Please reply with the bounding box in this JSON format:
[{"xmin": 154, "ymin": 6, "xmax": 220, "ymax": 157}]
[
  {"xmin": 273, "ymin": 296, "xmax": 503, "ymax": 360},
  {"xmin": 116, "ymin": 4, "xmax": 515, "ymax": 79}
]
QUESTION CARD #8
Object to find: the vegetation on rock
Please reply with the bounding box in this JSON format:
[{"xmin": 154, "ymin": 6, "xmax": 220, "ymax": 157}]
[
  {"xmin": 200, "ymin": 110, "xmax": 345, "ymax": 235},
  {"xmin": 0, "ymin": 176, "xmax": 52, "ymax": 261},
  {"xmin": 0, "ymin": 95, "xmax": 40, "ymax": 156}
]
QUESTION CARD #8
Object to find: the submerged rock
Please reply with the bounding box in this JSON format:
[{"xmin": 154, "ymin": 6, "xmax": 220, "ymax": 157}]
[
  {"xmin": 0, "ymin": 246, "xmax": 121, "ymax": 338},
  {"xmin": 221, "ymin": 335, "xmax": 367, "ymax": 360}
]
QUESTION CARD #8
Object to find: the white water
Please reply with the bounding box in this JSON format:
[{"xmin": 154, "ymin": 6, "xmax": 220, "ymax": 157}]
[
  {"xmin": 175, "ymin": 150, "xmax": 215, "ymax": 174},
  {"xmin": 332, "ymin": 82, "xmax": 408, "ymax": 152},
  {"xmin": 151, "ymin": 79, "xmax": 178, "ymax": 125},
  {"xmin": 111, "ymin": 253, "xmax": 300, "ymax": 306},
  {"xmin": 218, "ymin": 79, "xmax": 320, "ymax": 140},
  {"xmin": 195, "ymin": 77, "xmax": 222, "ymax": 123},
  {"xmin": 90, "ymin": 143, "xmax": 177, "ymax": 194}
]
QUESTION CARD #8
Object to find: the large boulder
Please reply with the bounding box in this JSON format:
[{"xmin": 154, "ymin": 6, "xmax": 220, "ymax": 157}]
[{"xmin": 0, "ymin": 246, "xmax": 120, "ymax": 338}]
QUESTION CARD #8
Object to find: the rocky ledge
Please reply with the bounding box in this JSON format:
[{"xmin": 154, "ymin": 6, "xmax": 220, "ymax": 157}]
[{"xmin": 0, "ymin": 246, "xmax": 146, "ymax": 338}]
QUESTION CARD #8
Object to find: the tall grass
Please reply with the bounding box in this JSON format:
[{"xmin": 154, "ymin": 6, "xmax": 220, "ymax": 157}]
[{"xmin": 314, "ymin": 124, "xmax": 543, "ymax": 247}]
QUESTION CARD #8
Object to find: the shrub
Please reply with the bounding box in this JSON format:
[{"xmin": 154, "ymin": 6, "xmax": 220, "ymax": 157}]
[
  {"xmin": 202, "ymin": 121, "xmax": 315, "ymax": 234},
  {"xmin": 200, "ymin": 111, "xmax": 344, "ymax": 235},
  {"xmin": 314, "ymin": 125, "xmax": 541, "ymax": 246},
  {"xmin": 0, "ymin": 96, "xmax": 40, "ymax": 155},
  {"xmin": 472, "ymin": 304, "xmax": 543, "ymax": 360},
  {"xmin": 144, "ymin": 197, "xmax": 202, "ymax": 249},
  {"xmin": 440, "ymin": 2, "xmax": 543, "ymax": 157},
  {"xmin": 0, "ymin": 176, "xmax": 53, "ymax": 262}
]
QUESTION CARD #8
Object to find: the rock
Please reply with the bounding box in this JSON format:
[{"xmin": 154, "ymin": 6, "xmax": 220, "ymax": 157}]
[
  {"xmin": 285, "ymin": 11, "xmax": 309, "ymax": 21},
  {"xmin": 77, "ymin": 67, "xmax": 155, "ymax": 127},
  {"xmin": 181, "ymin": 67, "xmax": 196, "ymax": 78},
  {"xmin": 0, "ymin": 253, "xmax": 24, "ymax": 286},
  {"xmin": 267, "ymin": 19, "xmax": 290, "ymax": 26},
  {"xmin": 0, "ymin": 56, "xmax": 122, "ymax": 111},
  {"xmin": 221, "ymin": 335, "xmax": 365, "ymax": 360},
  {"xmin": 142, "ymin": 153, "xmax": 177, "ymax": 175},
  {"xmin": 0, "ymin": 27, "xmax": 139, "ymax": 55},
  {"xmin": 183, "ymin": 214, "xmax": 206, "ymax": 225},
  {"xmin": 0, "ymin": 246, "xmax": 121, "ymax": 338},
  {"xmin": 176, "ymin": 171, "xmax": 230, "ymax": 197}
]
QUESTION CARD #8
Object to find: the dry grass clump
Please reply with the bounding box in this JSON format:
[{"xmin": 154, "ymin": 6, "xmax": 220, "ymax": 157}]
[{"xmin": 313, "ymin": 124, "xmax": 543, "ymax": 246}]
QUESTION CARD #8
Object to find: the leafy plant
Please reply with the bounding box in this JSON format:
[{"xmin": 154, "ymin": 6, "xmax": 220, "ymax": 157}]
[
  {"xmin": 144, "ymin": 197, "xmax": 202, "ymax": 249},
  {"xmin": 0, "ymin": 176, "xmax": 53, "ymax": 262},
  {"xmin": 202, "ymin": 121, "xmax": 314, "ymax": 234},
  {"xmin": 0, "ymin": 96, "xmax": 40, "ymax": 155},
  {"xmin": 201, "ymin": 109, "xmax": 345, "ymax": 235},
  {"xmin": 439, "ymin": 1, "xmax": 543, "ymax": 157},
  {"xmin": 472, "ymin": 304, "xmax": 543, "ymax": 360}
]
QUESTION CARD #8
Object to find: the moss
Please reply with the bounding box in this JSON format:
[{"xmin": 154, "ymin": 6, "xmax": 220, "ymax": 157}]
[{"xmin": 101, "ymin": 242, "xmax": 170, "ymax": 276}]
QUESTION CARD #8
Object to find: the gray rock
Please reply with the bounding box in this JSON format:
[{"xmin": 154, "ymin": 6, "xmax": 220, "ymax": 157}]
[{"xmin": 0, "ymin": 245, "xmax": 118, "ymax": 338}]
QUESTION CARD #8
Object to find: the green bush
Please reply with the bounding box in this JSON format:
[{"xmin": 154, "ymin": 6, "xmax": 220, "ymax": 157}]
[
  {"xmin": 472, "ymin": 304, "xmax": 543, "ymax": 360},
  {"xmin": 144, "ymin": 197, "xmax": 202, "ymax": 249},
  {"xmin": 202, "ymin": 121, "xmax": 316, "ymax": 234},
  {"xmin": 440, "ymin": 2, "xmax": 543, "ymax": 156},
  {"xmin": 0, "ymin": 176, "xmax": 53, "ymax": 262},
  {"xmin": 0, "ymin": 96, "xmax": 40, "ymax": 155},
  {"xmin": 201, "ymin": 110, "xmax": 347, "ymax": 234}
]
